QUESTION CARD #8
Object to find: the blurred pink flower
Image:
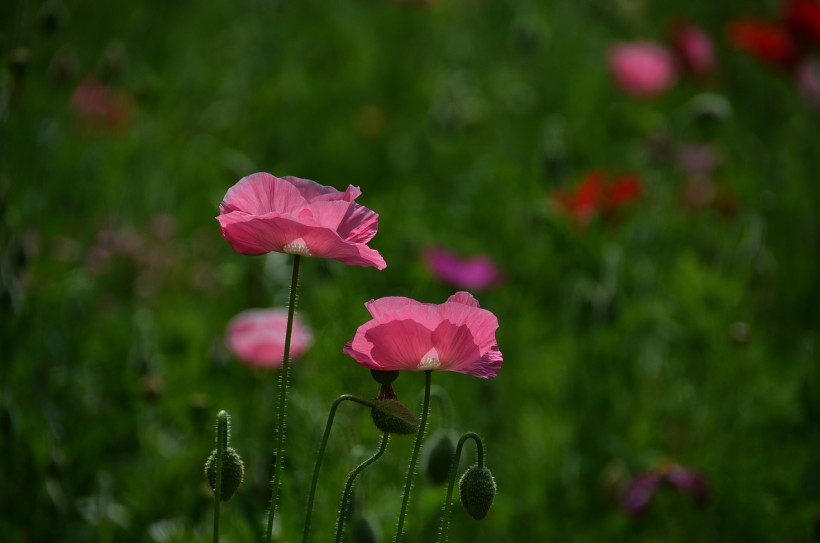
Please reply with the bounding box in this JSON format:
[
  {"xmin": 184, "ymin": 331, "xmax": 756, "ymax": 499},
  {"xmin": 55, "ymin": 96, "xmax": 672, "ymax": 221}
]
[
  {"xmin": 608, "ymin": 42, "xmax": 678, "ymax": 98},
  {"xmin": 671, "ymin": 23, "xmax": 716, "ymax": 76},
  {"xmin": 217, "ymin": 173, "xmax": 386, "ymax": 269},
  {"xmin": 344, "ymin": 291, "xmax": 502, "ymax": 379},
  {"xmin": 424, "ymin": 247, "xmax": 502, "ymax": 291},
  {"xmin": 70, "ymin": 77, "xmax": 133, "ymax": 134},
  {"xmin": 796, "ymin": 57, "xmax": 820, "ymax": 110},
  {"xmin": 226, "ymin": 308, "xmax": 312, "ymax": 369},
  {"xmin": 620, "ymin": 462, "xmax": 710, "ymax": 518}
]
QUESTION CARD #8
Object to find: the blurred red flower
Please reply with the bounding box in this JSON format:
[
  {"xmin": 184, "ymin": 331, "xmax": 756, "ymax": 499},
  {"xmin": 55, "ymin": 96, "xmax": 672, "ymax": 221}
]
[
  {"xmin": 785, "ymin": 0, "xmax": 820, "ymax": 50},
  {"xmin": 70, "ymin": 77, "xmax": 133, "ymax": 134},
  {"xmin": 552, "ymin": 171, "xmax": 643, "ymax": 228},
  {"xmin": 727, "ymin": 19, "xmax": 799, "ymax": 70}
]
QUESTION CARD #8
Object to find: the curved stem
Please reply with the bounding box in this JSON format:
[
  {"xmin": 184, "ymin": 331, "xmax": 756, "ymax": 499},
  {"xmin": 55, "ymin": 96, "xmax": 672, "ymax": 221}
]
[
  {"xmin": 334, "ymin": 432, "xmax": 390, "ymax": 543},
  {"xmin": 302, "ymin": 395, "xmax": 377, "ymax": 543},
  {"xmin": 428, "ymin": 385, "xmax": 454, "ymax": 429},
  {"xmin": 394, "ymin": 371, "xmax": 432, "ymax": 543},
  {"xmin": 265, "ymin": 254, "xmax": 301, "ymax": 543},
  {"xmin": 438, "ymin": 432, "xmax": 483, "ymax": 543},
  {"xmin": 213, "ymin": 411, "xmax": 229, "ymax": 543}
]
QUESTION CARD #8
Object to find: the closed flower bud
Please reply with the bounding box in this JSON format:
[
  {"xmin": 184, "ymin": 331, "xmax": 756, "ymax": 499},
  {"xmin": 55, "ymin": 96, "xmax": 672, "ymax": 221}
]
[
  {"xmin": 370, "ymin": 369, "xmax": 400, "ymax": 385},
  {"xmin": 370, "ymin": 399, "xmax": 419, "ymax": 435},
  {"xmin": 205, "ymin": 447, "xmax": 245, "ymax": 501},
  {"xmin": 459, "ymin": 464, "xmax": 496, "ymax": 520},
  {"xmin": 423, "ymin": 430, "xmax": 457, "ymax": 485}
]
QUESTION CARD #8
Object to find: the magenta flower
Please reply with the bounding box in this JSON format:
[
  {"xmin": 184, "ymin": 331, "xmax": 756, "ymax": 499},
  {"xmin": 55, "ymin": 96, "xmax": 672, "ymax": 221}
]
[
  {"xmin": 343, "ymin": 292, "xmax": 502, "ymax": 379},
  {"xmin": 671, "ymin": 23, "xmax": 717, "ymax": 76},
  {"xmin": 217, "ymin": 172, "xmax": 386, "ymax": 269},
  {"xmin": 424, "ymin": 247, "xmax": 502, "ymax": 292},
  {"xmin": 608, "ymin": 42, "xmax": 678, "ymax": 98},
  {"xmin": 620, "ymin": 473, "xmax": 662, "ymax": 517},
  {"xmin": 226, "ymin": 308, "xmax": 312, "ymax": 369}
]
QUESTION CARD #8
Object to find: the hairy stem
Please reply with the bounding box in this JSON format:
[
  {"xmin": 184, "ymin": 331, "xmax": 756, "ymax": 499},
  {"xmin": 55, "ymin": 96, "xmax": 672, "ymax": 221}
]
[
  {"xmin": 438, "ymin": 432, "xmax": 483, "ymax": 543},
  {"xmin": 264, "ymin": 254, "xmax": 301, "ymax": 543},
  {"xmin": 302, "ymin": 395, "xmax": 377, "ymax": 543},
  {"xmin": 213, "ymin": 411, "xmax": 229, "ymax": 543},
  {"xmin": 334, "ymin": 432, "xmax": 390, "ymax": 543},
  {"xmin": 394, "ymin": 371, "xmax": 432, "ymax": 542}
]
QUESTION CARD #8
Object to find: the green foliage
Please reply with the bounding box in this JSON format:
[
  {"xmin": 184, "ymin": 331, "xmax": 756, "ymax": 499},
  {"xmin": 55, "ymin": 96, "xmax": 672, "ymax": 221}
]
[{"xmin": 2, "ymin": 0, "xmax": 819, "ymax": 541}]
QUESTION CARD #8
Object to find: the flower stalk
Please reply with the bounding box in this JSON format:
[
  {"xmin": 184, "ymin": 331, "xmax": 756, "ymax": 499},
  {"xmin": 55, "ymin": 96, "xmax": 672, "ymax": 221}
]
[
  {"xmin": 394, "ymin": 371, "xmax": 433, "ymax": 542},
  {"xmin": 302, "ymin": 394, "xmax": 377, "ymax": 543},
  {"xmin": 335, "ymin": 432, "xmax": 390, "ymax": 543},
  {"xmin": 265, "ymin": 254, "xmax": 302, "ymax": 543},
  {"xmin": 438, "ymin": 432, "xmax": 485, "ymax": 543}
]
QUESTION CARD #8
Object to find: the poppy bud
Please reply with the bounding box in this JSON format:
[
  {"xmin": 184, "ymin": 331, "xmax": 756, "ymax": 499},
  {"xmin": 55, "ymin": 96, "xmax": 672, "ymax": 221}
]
[
  {"xmin": 370, "ymin": 399, "xmax": 419, "ymax": 435},
  {"xmin": 423, "ymin": 430, "xmax": 457, "ymax": 485},
  {"xmin": 204, "ymin": 447, "xmax": 245, "ymax": 501},
  {"xmin": 459, "ymin": 464, "xmax": 496, "ymax": 520},
  {"xmin": 370, "ymin": 369, "xmax": 400, "ymax": 385}
]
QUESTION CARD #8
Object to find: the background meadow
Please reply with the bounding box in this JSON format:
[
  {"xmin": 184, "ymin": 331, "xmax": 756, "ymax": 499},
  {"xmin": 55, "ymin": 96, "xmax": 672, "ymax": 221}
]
[{"xmin": 2, "ymin": 0, "xmax": 819, "ymax": 541}]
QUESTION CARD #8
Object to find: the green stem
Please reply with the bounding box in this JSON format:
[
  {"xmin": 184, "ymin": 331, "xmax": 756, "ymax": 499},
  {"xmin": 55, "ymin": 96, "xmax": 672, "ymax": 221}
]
[
  {"xmin": 394, "ymin": 371, "xmax": 432, "ymax": 543},
  {"xmin": 334, "ymin": 432, "xmax": 390, "ymax": 543},
  {"xmin": 302, "ymin": 395, "xmax": 377, "ymax": 543},
  {"xmin": 213, "ymin": 411, "xmax": 229, "ymax": 543},
  {"xmin": 438, "ymin": 432, "xmax": 483, "ymax": 543},
  {"xmin": 265, "ymin": 254, "xmax": 302, "ymax": 543}
]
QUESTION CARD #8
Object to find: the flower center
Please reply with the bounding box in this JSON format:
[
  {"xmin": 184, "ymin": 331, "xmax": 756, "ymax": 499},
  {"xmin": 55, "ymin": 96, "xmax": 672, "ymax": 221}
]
[
  {"xmin": 284, "ymin": 238, "xmax": 312, "ymax": 257},
  {"xmin": 418, "ymin": 357, "xmax": 441, "ymax": 371}
]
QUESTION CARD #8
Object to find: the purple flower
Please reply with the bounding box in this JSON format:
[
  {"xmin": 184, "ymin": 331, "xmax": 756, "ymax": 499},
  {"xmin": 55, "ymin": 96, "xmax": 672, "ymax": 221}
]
[
  {"xmin": 665, "ymin": 464, "xmax": 710, "ymax": 505},
  {"xmin": 424, "ymin": 247, "xmax": 502, "ymax": 292},
  {"xmin": 620, "ymin": 473, "xmax": 662, "ymax": 517}
]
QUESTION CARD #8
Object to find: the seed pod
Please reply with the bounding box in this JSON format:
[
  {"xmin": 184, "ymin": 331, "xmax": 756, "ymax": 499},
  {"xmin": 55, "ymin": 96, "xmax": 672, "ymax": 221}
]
[
  {"xmin": 459, "ymin": 464, "xmax": 496, "ymax": 520},
  {"xmin": 370, "ymin": 399, "xmax": 419, "ymax": 435},
  {"xmin": 204, "ymin": 447, "xmax": 245, "ymax": 501}
]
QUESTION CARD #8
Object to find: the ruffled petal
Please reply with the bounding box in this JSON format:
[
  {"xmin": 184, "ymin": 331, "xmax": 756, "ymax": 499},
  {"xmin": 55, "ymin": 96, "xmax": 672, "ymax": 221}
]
[
  {"xmin": 446, "ymin": 291, "xmax": 481, "ymax": 307},
  {"xmin": 282, "ymin": 176, "xmax": 361, "ymax": 203},
  {"xmin": 460, "ymin": 344, "xmax": 502, "ymax": 379},
  {"xmin": 301, "ymin": 227, "xmax": 386, "ymax": 269},
  {"xmin": 364, "ymin": 297, "xmax": 427, "ymax": 319},
  {"xmin": 220, "ymin": 172, "xmax": 307, "ymax": 215},
  {"xmin": 337, "ymin": 203, "xmax": 380, "ymax": 244}
]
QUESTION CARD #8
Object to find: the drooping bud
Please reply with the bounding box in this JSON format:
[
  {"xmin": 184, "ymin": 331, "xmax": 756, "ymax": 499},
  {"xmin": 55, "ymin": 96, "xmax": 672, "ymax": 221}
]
[
  {"xmin": 205, "ymin": 447, "xmax": 245, "ymax": 501},
  {"xmin": 459, "ymin": 464, "xmax": 496, "ymax": 520},
  {"xmin": 423, "ymin": 430, "xmax": 457, "ymax": 485},
  {"xmin": 370, "ymin": 399, "xmax": 419, "ymax": 435}
]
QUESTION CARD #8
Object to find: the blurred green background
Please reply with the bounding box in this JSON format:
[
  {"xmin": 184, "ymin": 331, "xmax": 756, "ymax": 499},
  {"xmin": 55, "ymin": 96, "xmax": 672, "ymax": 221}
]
[{"xmin": 2, "ymin": 0, "xmax": 819, "ymax": 541}]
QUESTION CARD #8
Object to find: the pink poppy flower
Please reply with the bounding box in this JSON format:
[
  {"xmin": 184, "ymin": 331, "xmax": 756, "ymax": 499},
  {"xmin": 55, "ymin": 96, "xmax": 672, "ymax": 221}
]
[
  {"xmin": 671, "ymin": 23, "xmax": 716, "ymax": 76},
  {"xmin": 424, "ymin": 247, "xmax": 502, "ymax": 292},
  {"xmin": 226, "ymin": 308, "xmax": 312, "ymax": 368},
  {"xmin": 343, "ymin": 292, "xmax": 503, "ymax": 379},
  {"xmin": 217, "ymin": 172, "xmax": 386, "ymax": 269},
  {"xmin": 608, "ymin": 42, "xmax": 678, "ymax": 98}
]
